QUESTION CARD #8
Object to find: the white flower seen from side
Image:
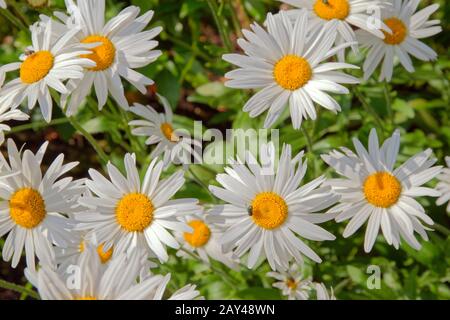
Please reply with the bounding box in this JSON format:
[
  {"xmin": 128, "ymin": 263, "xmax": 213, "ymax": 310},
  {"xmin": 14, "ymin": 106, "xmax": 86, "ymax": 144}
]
[
  {"xmin": 267, "ymin": 263, "xmax": 312, "ymax": 300},
  {"xmin": 175, "ymin": 210, "xmax": 239, "ymax": 270},
  {"xmin": 129, "ymin": 94, "xmax": 202, "ymax": 168}
]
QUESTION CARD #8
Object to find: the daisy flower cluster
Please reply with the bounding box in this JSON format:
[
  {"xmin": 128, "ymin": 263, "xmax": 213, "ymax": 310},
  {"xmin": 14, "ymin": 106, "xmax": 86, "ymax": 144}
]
[
  {"xmin": 0, "ymin": 0, "xmax": 447, "ymax": 301},
  {"xmin": 224, "ymin": 0, "xmax": 442, "ymax": 129}
]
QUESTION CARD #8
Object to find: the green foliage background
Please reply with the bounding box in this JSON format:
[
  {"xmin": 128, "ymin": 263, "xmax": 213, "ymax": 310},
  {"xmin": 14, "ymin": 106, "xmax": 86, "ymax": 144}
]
[{"xmin": 0, "ymin": 0, "xmax": 449, "ymax": 300}]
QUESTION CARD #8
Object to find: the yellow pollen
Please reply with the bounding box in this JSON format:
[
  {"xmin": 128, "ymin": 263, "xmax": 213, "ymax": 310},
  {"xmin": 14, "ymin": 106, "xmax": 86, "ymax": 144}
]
[
  {"xmin": 313, "ymin": 0, "xmax": 350, "ymax": 20},
  {"xmin": 81, "ymin": 35, "xmax": 116, "ymax": 71},
  {"xmin": 251, "ymin": 192, "xmax": 288, "ymax": 230},
  {"xmin": 9, "ymin": 188, "xmax": 46, "ymax": 229},
  {"xmin": 78, "ymin": 241, "xmax": 85, "ymax": 253},
  {"xmin": 383, "ymin": 18, "xmax": 407, "ymax": 45},
  {"xmin": 160, "ymin": 122, "xmax": 179, "ymax": 142},
  {"xmin": 183, "ymin": 220, "xmax": 211, "ymax": 248},
  {"xmin": 115, "ymin": 193, "xmax": 154, "ymax": 232},
  {"xmin": 20, "ymin": 50, "xmax": 54, "ymax": 84},
  {"xmin": 96, "ymin": 243, "xmax": 113, "ymax": 264},
  {"xmin": 286, "ymin": 278, "xmax": 298, "ymax": 290},
  {"xmin": 76, "ymin": 296, "xmax": 97, "ymax": 300},
  {"xmin": 273, "ymin": 55, "xmax": 312, "ymax": 91},
  {"xmin": 363, "ymin": 172, "xmax": 402, "ymax": 208}
]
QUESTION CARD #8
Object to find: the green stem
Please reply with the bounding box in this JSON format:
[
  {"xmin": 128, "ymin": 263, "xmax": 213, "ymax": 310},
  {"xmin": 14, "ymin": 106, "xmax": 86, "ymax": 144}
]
[
  {"xmin": 179, "ymin": 53, "xmax": 196, "ymax": 85},
  {"xmin": 0, "ymin": 279, "xmax": 40, "ymax": 300},
  {"xmin": 188, "ymin": 167, "xmax": 218, "ymax": 204},
  {"xmin": 0, "ymin": 8, "xmax": 28, "ymax": 32},
  {"xmin": 9, "ymin": 0, "xmax": 31, "ymax": 26},
  {"xmin": 9, "ymin": 118, "xmax": 70, "ymax": 134},
  {"xmin": 114, "ymin": 101, "xmax": 146, "ymax": 158},
  {"xmin": 169, "ymin": 35, "xmax": 214, "ymax": 62},
  {"xmin": 301, "ymin": 126, "xmax": 317, "ymax": 176},
  {"xmin": 429, "ymin": 223, "xmax": 450, "ymax": 237},
  {"xmin": 206, "ymin": 0, "xmax": 233, "ymax": 52},
  {"xmin": 180, "ymin": 247, "xmax": 239, "ymax": 289},
  {"xmin": 353, "ymin": 88, "xmax": 385, "ymax": 137},
  {"xmin": 301, "ymin": 127, "xmax": 314, "ymax": 155},
  {"xmin": 383, "ymin": 81, "xmax": 394, "ymax": 128},
  {"xmin": 226, "ymin": 0, "xmax": 243, "ymax": 37},
  {"xmin": 68, "ymin": 116, "xmax": 109, "ymax": 166},
  {"xmin": 333, "ymin": 278, "xmax": 351, "ymax": 295}
]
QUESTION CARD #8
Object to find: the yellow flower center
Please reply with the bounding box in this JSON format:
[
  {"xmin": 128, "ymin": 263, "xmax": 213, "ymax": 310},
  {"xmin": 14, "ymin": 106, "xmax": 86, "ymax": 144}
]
[
  {"xmin": 313, "ymin": 0, "xmax": 350, "ymax": 20},
  {"xmin": 78, "ymin": 241, "xmax": 85, "ymax": 253},
  {"xmin": 363, "ymin": 172, "xmax": 402, "ymax": 208},
  {"xmin": 383, "ymin": 18, "xmax": 407, "ymax": 45},
  {"xmin": 251, "ymin": 192, "xmax": 288, "ymax": 229},
  {"xmin": 160, "ymin": 122, "xmax": 179, "ymax": 142},
  {"xmin": 96, "ymin": 243, "xmax": 113, "ymax": 264},
  {"xmin": 286, "ymin": 278, "xmax": 298, "ymax": 290},
  {"xmin": 183, "ymin": 220, "xmax": 211, "ymax": 248},
  {"xmin": 76, "ymin": 296, "xmax": 97, "ymax": 300},
  {"xmin": 81, "ymin": 35, "xmax": 116, "ymax": 71},
  {"xmin": 78, "ymin": 240, "xmax": 113, "ymax": 264},
  {"xmin": 273, "ymin": 55, "xmax": 312, "ymax": 91},
  {"xmin": 115, "ymin": 193, "xmax": 154, "ymax": 232},
  {"xmin": 9, "ymin": 188, "xmax": 46, "ymax": 229},
  {"xmin": 19, "ymin": 50, "xmax": 54, "ymax": 84}
]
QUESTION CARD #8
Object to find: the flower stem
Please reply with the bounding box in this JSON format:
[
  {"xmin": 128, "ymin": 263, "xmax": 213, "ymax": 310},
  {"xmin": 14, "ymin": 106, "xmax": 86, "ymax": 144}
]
[
  {"xmin": 0, "ymin": 8, "xmax": 28, "ymax": 32},
  {"xmin": 188, "ymin": 167, "xmax": 218, "ymax": 204},
  {"xmin": 180, "ymin": 247, "xmax": 239, "ymax": 289},
  {"xmin": 206, "ymin": 0, "xmax": 233, "ymax": 52},
  {"xmin": 353, "ymin": 88, "xmax": 386, "ymax": 138},
  {"xmin": 9, "ymin": 118, "xmax": 70, "ymax": 134},
  {"xmin": 9, "ymin": 0, "xmax": 31, "ymax": 27},
  {"xmin": 301, "ymin": 127, "xmax": 314, "ymax": 155},
  {"xmin": 106, "ymin": 99, "xmax": 146, "ymax": 160},
  {"xmin": 428, "ymin": 222, "xmax": 450, "ymax": 237},
  {"xmin": 301, "ymin": 126, "xmax": 318, "ymax": 176},
  {"xmin": 0, "ymin": 279, "xmax": 40, "ymax": 300},
  {"xmin": 383, "ymin": 81, "xmax": 394, "ymax": 129},
  {"xmin": 68, "ymin": 116, "xmax": 109, "ymax": 166}
]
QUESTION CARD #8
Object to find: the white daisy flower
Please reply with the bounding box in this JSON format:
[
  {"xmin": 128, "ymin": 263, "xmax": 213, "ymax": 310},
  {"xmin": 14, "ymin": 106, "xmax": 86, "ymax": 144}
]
[
  {"xmin": 322, "ymin": 128, "xmax": 442, "ymax": 252},
  {"xmin": 26, "ymin": 247, "xmax": 202, "ymax": 300},
  {"xmin": 223, "ymin": 10, "xmax": 359, "ymax": 129},
  {"xmin": 357, "ymin": 0, "xmax": 442, "ymax": 81},
  {"xmin": 267, "ymin": 263, "xmax": 312, "ymax": 300},
  {"xmin": 0, "ymin": 20, "xmax": 96, "ymax": 122},
  {"xmin": 436, "ymin": 157, "xmax": 450, "ymax": 213},
  {"xmin": 76, "ymin": 153, "xmax": 200, "ymax": 263},
  {"xmin": 209, "ymin": 143, "xmax": 339, "ymax": 271},
  {"xmin": 314, "ymin": 282, "xmax": 336, "ymax": 300},
  {"xmin": 129, "ymin": 94, "xmax": 202, "ymax": 168},
  {"xmin": 59, "ymin": 0, "xmax": 162, "ymax": 114},
  {"xmin": 55, "ymin": 231, "xmax": 115, "ymax": 269},
  {"xmin": 0, "ymin": 104, "xmax": 29, "ymax": 145},
  {"xmin": 278, "ymin": 0, "xmax": 389, "ymax": 61},
  {"xmin": 175, "ymin": 210, "xmax": 239, "ymax": 270},
  {"xmin": 0, "ymin": 0, "xmax": 6, "ymax": 9},
  {"xmin": 0, "ymin": 139, "xmax": 82, "ymax": 270}
]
